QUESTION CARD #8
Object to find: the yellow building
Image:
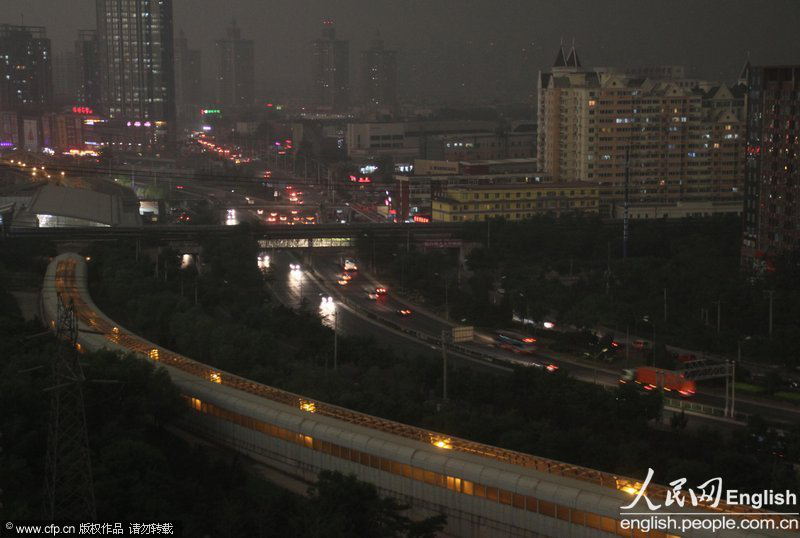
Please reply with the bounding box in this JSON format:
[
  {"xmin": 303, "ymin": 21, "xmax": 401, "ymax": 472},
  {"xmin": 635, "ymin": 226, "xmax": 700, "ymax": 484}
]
[{"xmin": 432, "ymin": 183, "xmax": 599, "ymax": 222}]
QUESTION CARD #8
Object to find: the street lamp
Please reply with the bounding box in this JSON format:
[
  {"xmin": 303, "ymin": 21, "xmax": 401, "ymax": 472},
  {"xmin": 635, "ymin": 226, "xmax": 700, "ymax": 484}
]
[
  {"xmin": 434, "ymin": 272, "xmax": 449, "ymax": 320},
  {"xmin": 643, "ymin": 315, "xmax": 656, "ymax": 366},
  {"xmin": 726, "ymin": 336, "xmax": 751, "ymax": 418}
]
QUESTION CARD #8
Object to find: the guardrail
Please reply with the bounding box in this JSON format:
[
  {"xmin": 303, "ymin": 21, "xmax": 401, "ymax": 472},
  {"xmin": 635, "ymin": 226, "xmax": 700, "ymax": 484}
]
[{"xmin": 664, "ymin": 397, "xmax": 750, "ymax": 423}]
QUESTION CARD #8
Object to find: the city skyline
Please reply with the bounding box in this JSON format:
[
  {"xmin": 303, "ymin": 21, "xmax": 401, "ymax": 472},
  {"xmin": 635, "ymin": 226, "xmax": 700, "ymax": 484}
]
[
  {"xmin": 2, "ymin": 0, "xmax": 799, "ymax": 104},
  {"xmin": 0, "ymin": 1, "xmax": 799, "ymax": 534}
]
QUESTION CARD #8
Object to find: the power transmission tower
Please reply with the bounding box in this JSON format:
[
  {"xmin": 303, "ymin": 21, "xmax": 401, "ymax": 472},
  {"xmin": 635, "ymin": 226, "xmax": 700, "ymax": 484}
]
[{"xmin": 44, "ymin": 293, "xmax": 96, "ymax": 520}]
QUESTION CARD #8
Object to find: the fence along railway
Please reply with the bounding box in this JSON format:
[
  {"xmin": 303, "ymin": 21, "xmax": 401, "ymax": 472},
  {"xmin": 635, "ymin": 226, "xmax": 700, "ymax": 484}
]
[{"xmin": 41, "ymin": 253, "xmax": 791, "ymax": 537}]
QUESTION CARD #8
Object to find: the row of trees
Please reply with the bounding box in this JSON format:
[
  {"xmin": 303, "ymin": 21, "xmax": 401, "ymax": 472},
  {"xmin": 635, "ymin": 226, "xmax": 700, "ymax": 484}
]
[
  {"xmin": 84, "ymin": 234, "xmax": 800, "ymax": 501},
  {"xmin": 363, "ymin": 216, "xmax": 800, "ymax": 370},
  {"xmin": 0, "ymin": 240, "xmax": 444, "ymax": 536}
]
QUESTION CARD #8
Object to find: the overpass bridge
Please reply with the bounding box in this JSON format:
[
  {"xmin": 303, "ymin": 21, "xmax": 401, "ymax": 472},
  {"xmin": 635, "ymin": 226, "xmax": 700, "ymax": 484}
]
[
  {"xmin": 41, "ymin": 253, "xmax": 791, "ymax": 537},
  {"xmin": 7, "ymin": 222, "xmax": 466, "ymax": 242}
]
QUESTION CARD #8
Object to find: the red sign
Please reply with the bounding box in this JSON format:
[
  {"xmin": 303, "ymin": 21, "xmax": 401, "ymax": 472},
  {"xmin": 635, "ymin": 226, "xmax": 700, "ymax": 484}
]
[
  {"xmin": 413, "ymin": 215, "xmax": 431, "ymax": 223},
  {"xmin": 72, "ymin": 106, "xmax": 93, "ymax": 115},
  {"xmin": 349, "ymin": 175, "xmax": 372, "ymax": 183}
]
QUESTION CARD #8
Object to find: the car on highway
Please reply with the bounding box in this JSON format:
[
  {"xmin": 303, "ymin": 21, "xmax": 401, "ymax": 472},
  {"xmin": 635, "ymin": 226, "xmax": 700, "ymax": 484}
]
[
  {"xmin": 367, "ymin": 292, "xmax": 379, "ymax": 300},
  {"xmin": 396, "ymin": 308, "xmax": 413, "ymax": 317},
  {"xmin": 582, "ymin": 349, "xmax": 616, "ymax": 363},
  {"xmin": 339, "ymin": 273, "xmax": 352, "ymax": 281},
  {"xmin": 494, "ymin": 331, "xmax": 537, "ymax": 354},
  {"xmin": 375, "ymin": 287, "xmax": 387, "ymax": 296}
]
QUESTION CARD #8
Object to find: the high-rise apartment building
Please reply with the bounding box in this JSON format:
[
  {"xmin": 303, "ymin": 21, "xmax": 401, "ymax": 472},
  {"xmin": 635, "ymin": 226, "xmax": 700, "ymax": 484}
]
[
  {"xmin": 360, "ymin": 36, "xmax": 397, "ymax": 111},
  {"xmin": 0, "ymin": 24, "xmax": 52, "ymax": 111},
  {"xmin": 742, "ymin": 64, "xmax": 800, "ymax": 267},
  {"xmin": 175, "ymin": 30, "xmax": 203, "ymax": 117},
  {"xmin": 312, "ymin": 19, "xmax": 349, "ymax": 111},
  {"xmin": 215, "ymin": 21, "xmax": 254, "ymax": 108},
  {"xmin": 52, "ymin": 51, "xmax": 79, "ymax": 107},
  {"xmin": 537, "ymin": 45, "xmax": 746, "ymax": 217},
  {"xmin": 96, "ymin": 0, "xmax": 175, "ymax": 123},
  {"xmin": 76, "ymin": 30, "xmax": 101, "ymax": 110}
]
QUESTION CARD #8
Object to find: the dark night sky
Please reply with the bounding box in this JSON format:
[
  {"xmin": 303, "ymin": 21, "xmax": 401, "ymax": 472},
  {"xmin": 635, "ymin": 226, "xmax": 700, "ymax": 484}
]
[{"xmin": 5, "ymin": 0, "xmax": 800, "ymax": 103}]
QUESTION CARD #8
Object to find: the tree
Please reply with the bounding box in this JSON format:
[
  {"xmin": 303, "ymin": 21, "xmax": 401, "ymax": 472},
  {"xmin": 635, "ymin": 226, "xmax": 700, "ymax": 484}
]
[{"xmin": 301, "ymin": 471, "xmax": 445, "ymax": 538}]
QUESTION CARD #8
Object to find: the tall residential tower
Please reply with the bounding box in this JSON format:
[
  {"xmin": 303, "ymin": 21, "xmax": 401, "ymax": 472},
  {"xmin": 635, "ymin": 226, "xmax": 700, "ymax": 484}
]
[
  {"xmin": 742, "ymin": 64, "xmax": 800, "ymax": 267},
  {"xmin": 215, "ymin": 21, "xmax": 254, "ymax": 108},
  {"xmin": 175, "ymin": 29, "xmax": 203, "ymax": 118},
  {"xmin": 0, "ymin": 24, "xmax": 52, "ymax": 111},
  {"xmin": 76, "ymin": 30, "xmax": 101, "ymax": 111},
  {"xmin": 537, "ymin": 44, "xmax": 746, "ymax": 217},
  {"xmin": 360, "ymin": 36, "xmax": 398, "ymax": 111},
  {"xmin": 95, "ymin": 0, "xmax": 175, "ymax": 124},
  {"xmin": 312, "ymin": 19, "xmax": 349, "ymax": 111}
]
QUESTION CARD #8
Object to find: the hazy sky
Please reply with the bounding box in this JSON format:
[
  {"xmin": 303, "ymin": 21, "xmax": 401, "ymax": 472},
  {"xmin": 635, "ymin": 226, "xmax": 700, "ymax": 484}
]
[{"xmin": 5, "ymin": 0, "xmax": 800, "ymax": 102}]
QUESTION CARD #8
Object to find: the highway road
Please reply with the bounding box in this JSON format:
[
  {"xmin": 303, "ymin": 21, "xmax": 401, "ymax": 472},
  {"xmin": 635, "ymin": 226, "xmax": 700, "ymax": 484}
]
[
  {"xmin": 265, "ymin": 249, "xmax": 508, "ymax": 375},
  {"xmin": 264, "ymin": 250, "xmax": 800, "ymax": 428}
]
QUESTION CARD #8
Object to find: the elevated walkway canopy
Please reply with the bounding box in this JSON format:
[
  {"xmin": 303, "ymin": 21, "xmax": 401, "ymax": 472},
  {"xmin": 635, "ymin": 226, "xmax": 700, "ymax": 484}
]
[{"xmin": 25, "ymin": 184, "xmax": 141, "ymax": 227}]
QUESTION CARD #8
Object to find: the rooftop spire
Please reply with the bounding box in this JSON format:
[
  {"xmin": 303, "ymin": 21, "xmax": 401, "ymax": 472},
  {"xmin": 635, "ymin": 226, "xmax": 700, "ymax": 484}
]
[
  {"xmin": 738, "ymin": 54, "xmax": 751, "ymax": 83},
  {"xmin": 553, "ymin": 42, "xmax": 567, "ymax": 68},
  {"xmin": 566, "ymin": 43, "xmax": 581, "ymax": 68}
]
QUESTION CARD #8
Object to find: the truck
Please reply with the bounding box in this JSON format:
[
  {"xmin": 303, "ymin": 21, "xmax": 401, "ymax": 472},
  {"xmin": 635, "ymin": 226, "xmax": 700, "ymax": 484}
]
[{"xmin": 620, "ymin": 367, "xmax": 696, "ymax": 397}]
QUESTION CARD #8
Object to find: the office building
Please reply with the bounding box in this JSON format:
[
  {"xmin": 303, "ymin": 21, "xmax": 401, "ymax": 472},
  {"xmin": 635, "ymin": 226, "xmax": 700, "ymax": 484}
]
[
  {"xmin": 96, "ymin": 0, "xmax": 175, "ymax": 125},
  {"xmin": 742, "ymin": 64, "xmax": 800, "ymax": 267},
  {"xmin": 360, "ymin": 36, "xmax": 397, "ymax": 111},
  {"xmin": 432, "ymin": 182, "xmax": 599, "ymax": 222},
  {"xmin": 346, "ymin": 120, "xmax": 501, "ymax": 161},
  {"xmin": 175, "ymin": 30, "xmax": 203, "ymax": 120},
  {"xmin": 52, "ymin": 51, "xmax": 79, "ymax": 107},
  {"xmin": 0, "ymin": 24, "xmax": 52, "ymax": 111},
  {"xmin": 427, "ymin": 122, "xmax": 536, "ymax": 161},
  {"xmin": 537, "ymin": 45, "xmax": 746, "ymax": 216},
  {"xmin": 397, "ymin": 170, "xmax": 545, "ymax": 221},
  {"xmin": 312, "ymin": 19, "xmax": 349, "ymax": 111},
  {"xmin": 76, "ymin": 30, "xmax": 101, "ymax": 110},
  {"xmin": 215, "ymin": 21, "xmax": 254, "ymax": 108}
]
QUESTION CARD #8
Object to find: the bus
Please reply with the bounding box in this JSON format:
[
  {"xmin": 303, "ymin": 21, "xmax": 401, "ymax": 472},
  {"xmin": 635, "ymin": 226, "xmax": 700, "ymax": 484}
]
[{"xmin": 494, "ymin": 331, "xmax": 538, "ymax": 354}]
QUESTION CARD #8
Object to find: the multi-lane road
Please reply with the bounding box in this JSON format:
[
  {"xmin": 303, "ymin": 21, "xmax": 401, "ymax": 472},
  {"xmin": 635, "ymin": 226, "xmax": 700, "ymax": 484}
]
[{"xmin": 263, "ymin": 250, "xmax": 800, "ymax": 428}]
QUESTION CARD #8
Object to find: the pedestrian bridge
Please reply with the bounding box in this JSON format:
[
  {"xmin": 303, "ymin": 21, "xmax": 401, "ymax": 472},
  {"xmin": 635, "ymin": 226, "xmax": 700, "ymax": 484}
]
[{"xmin": 41, "ymin": 253, "xmax": 792, "ymax": 537}]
